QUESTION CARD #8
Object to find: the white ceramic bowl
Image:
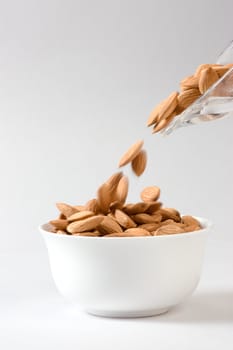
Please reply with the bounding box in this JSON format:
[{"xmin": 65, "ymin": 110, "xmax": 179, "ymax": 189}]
[{"xmin": 40, "ymin": 217, "xmax": 211, "ymax": 318}]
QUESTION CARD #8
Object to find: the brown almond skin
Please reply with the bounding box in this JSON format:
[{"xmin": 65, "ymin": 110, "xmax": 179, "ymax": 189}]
[
  {"xmin": 156, "ymin": 92, "xmax": 178, "ymax": 123},
  {"xmin": 147, "ymin": 100, "xmax": 165, "ymax": 127},
  {"xmin": 109, "ymin": 201, "xmax": 124, "ymax": 211},
  {"xmin": 84, "ymin": 199, "xmax": 100, "ymax": 214},
  {"xmin": 118, "ymin": 140, "xmax": 144, "ymax": 167},
  {"xmin": 67, "ymin": 216, "xmax": 104, "ymax": 233},
  {"xmin": 177, "ymin": 88, "xmax": 201, "ymax": 110},
  {"xmin": 97, "ymin": 216, "xmax": 123, "ymax": 235},
  {"xmin": 116, "ymin": 175, "xmax": 129, "ymax": 204},
  {"xmin": 74, "ymin": 205, "xmax": 86, "ymax": 211},
  {"xmin": 131, "ymin": 150, "xmax": 147, "ymax": 177},
  {"xmin": 184, "ymin": 224, "xmax": 201, "ymax": 232},
  {"xmin": 199, "ymin": 67, "xmax": 219, "ymax": 94},
  {"xmin": 56, "ymin": 203, "xmax": 78, "ymax": 218},
  {"xmin": 213, "ymin": 66, "xmax": 230, "ymax": 78},
  {"xmin": 124, "ymin": 228, "xmax": 151, "ymax": 236},
  {"xmin": 97, "ymin": 183, "xmax": 112, "ymax": 214},
  {"xmin": 152, "ymin": 112, "xmax": 176, "ymax": 134},
  {"xmin": 73, "ymin": 232, "xmax": 101, "ymax": 237},
  {"xmin": 146, "ymin": 201, "xmax": 162, "ymax": 214},
  {"xmin": 67, "ymin": 211, "xmax": 94, "ymax": 222},
  {"xmin": 141, "ymin": 186, "xmax": 160, "ymax": 202},
  {"xmin": 180, "ymin": 75, "xmax": 199, "ymax": 91},
  {"xmin": 105, "ymin": 172, "xmax": 123, "ymax": 202},
  {"xmin": 181, "ymin": 216, "xmax": 201, "ymax": 227},
  {"xmin": 114, "ymin": 209, "xmax": 137, "ymax": 229},
  {"xmin": 132, "ymin": 213, "xmax": 157, "ymax": 224},
  {"xmin": 154, "ymin": 224, "xmax": 185, "ymax": 235},
  {"xmin": 105, "ymin": 228, "xmax": 150, "ymax": 237},
  {"xmin": 138, "ymin": 223, "xmax": 160, "ymax": 232},
  {"xmin": 50, "ymin": 219, "xmax": 68, "ymax": 231},
  {"xmin": 158, "ymin": 208, "xmax": 181, "ymax": 222},
  {"xmin": 124, "ymin": 202, "xmax": 150, "ymax": 215},
  {"xmin": 195, "ymin": 63, "xmax": 212, "ymax": 77}
]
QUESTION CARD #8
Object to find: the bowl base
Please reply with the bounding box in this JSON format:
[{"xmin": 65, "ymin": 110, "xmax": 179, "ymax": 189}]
[{"xmin": 85, "ymin": 307, "xmax": 169, "ymax": 318}]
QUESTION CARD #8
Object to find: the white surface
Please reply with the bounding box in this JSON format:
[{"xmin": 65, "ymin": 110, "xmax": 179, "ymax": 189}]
[
  {"xmin": 1, "ymin": 237, "xmax": 233, "ymax": 350},
  {"xmin": 40, "ymin": 219, "xmax": 209, "ymax": 317}
]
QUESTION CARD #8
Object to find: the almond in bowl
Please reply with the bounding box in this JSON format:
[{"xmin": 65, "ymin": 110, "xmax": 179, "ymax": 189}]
[{"xmin": 40, "ymin": 171, "xmax": 211, "ymax": 317}]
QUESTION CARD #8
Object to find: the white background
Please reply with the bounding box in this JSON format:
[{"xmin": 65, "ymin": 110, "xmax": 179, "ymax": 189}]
[{"xmin": 0, "ymin": 0, "xmax": 233, "ymax": 349}]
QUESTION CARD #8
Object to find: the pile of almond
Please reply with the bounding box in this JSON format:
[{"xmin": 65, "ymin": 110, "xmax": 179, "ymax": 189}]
[
  {"xmin": 48, "ymin": 62, "xmax": 230, "ymax": 236},
  {"xmin": 147, "ymin": 63, "xmax": 233, "ymax": 133},
  {"xmin": 49, "ymin": 171, "xmax": 201, "ymax": 237}
]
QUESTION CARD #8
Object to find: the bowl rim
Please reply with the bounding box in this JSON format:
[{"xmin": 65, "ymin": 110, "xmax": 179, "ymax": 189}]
[{"xmin": 39, "ymin": 216, "xmax": 212, "ymax": 240}]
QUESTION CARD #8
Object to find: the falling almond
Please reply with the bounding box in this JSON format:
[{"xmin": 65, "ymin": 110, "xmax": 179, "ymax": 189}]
[
  {"xmin": 118, "ymin": 140, "xmax": 144, "ymax": 167},
  {"xmin": 131, "ymin": 150, "xmax": 147, "ymax": 176},
  {"xmin": 140, "ymin": 186, "xmax": 160, "ymax": 202}
]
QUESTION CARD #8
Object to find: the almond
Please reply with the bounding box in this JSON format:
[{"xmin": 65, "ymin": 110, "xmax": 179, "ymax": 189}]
[
  {"xmin": 118, "ymin": 140, "xmax": 144, "ymax": 167},
  {"xmin": 147, "ymin": 100, "xmax": 165, "ymax": 127},
  {"xmin": 105, "ymin": 228, "xmax": 150, "ymax": 237},
  {"xmin": 56, "ymin": 230, "xmax": 67, "ymax": 235},
  {"xmin": 212, "ymin": 66, "xmax": 230, "ymax": 78},
  {"xmin": 131, "ymin": 150, "xmax": 147, "ymax": 176},
  {"xmin": 116, "ymin": 175, "xmax": 129, "ymax": 204},
  {"xmin": 109, "ymin": 201, "xmax": 124, "ymax": 211},
  {"xmin": 159, "ymin": 208, "xmax": 181, "ymax": 222},
  {"xmin": 195, "ymin": 63, "xmax": 212, "ymax": 77},
  {"xmin": 58, "ymin": 213, "xmax": 66, "ymax": 220},
  {"xmin": 124, "ymin": 202, "xmax": 150, "ymax": 215},
  {"xmin": 140, "ymin": 186, "xmax": 160, "ymax": 202},
  {"xmin": 150, "ymin": 213, "xmax": 162, "ymax": 223},
  {"xmin": 154, "ymin": 224, "xmax": 185, "ymax": 235},
  {"xmin": 74, "ymin": 205, "xmax": 86, "ymax": 211},
  {"xmin": 114, "ymin": 209, "xmax": 137, "ymax": 229},
  {"xmin": 97, "ymin": 183, "xmax": 112, "ymax": 214},
  {"xmin": 180, "ymin": 75, "xmax": 199, "ymax": 91},
  {"xmin": 67, "ymin": 215, "xmax": 104, "ymax": 233},
  {"xmin": 123, "ymin": 228, "xmax": 151, "ymax": 236},
  {"xmin": 152, "ymin": 112, "xmax": 176, "ymax": 133},
  {"xmin": 146, "ymin": 201, "xmax": 162, "ymax": 214},
  {"xmin": 106, "ymin": 171, "xmax": 123, "ymax": 201},
  {"xmin": 184, "ymin": 224, "xmax": 201, "ymax": 232},
  {"xmin": 164, "ymin": 208, "xmax": 180, "ymax": 217},
  {"xmin": 107, "ymin": 212, "xmax": 119, "ymax": 221},
  {"xmin": 156, "ymin": 92, "xmax": 178, "ymax": 123},
  {"xmin": 177, "ymin": 88, "xmax": 201, "ymax": 110},
  {"xmin": 67, "ymin": 210, "xmax": 94, "ymax": 222},
  {"xmin": 132, "ymin": 213, "xmax": 157, "ymax": 224},
  {"xmin": 49, "ymin": 219, "xmax": 68, "ymax": 231},
  {"xmin": 138, "ymin": 223, "xmax": 160, "ymax": 232},
  {"xmin": 56, "ymin": 203, "xmax": 78, "ymax": 218},
  {"xmin": 97, "ymin": 216, "xmax": 123, "ymax": 235},
  {"xmin": 84, "ymin": 199, "xmax": 100, "ymax": 214},
  {"xmin": 181, "ymin": 216, "xmax": 200, "ymax": 227},
  {"xmin": 157, "ymin": 219, "xmax": 176, "ymax": 227},
  {"xmin": 73, "ymin": 231, "xmax": 101, "ymax": 237},
  {"xmin": 199, "ymin": 67, "xmax": 219, "ymax": 94}
]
